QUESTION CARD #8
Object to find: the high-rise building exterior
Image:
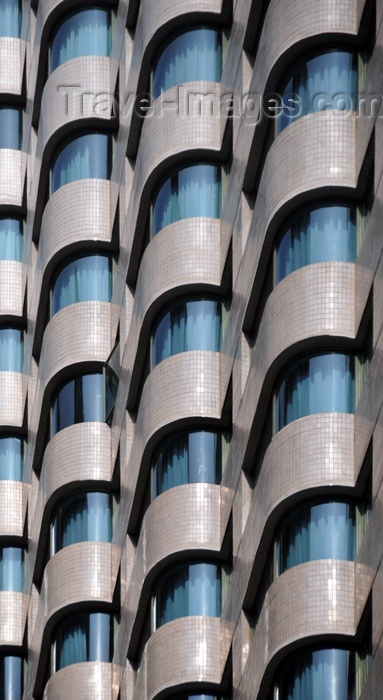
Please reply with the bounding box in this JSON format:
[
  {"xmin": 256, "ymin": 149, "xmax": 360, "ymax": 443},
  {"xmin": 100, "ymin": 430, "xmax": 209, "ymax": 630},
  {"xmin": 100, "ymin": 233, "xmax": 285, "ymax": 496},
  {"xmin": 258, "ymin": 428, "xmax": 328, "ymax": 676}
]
[{"xmin": 0, "ymin": 0, "xmax": 382, "ymax": 697}]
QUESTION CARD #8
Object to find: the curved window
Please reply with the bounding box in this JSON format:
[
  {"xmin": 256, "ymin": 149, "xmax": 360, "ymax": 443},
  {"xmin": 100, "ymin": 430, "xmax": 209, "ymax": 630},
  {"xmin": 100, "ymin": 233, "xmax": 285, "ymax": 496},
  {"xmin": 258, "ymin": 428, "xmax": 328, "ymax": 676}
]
[
  {"xmin": 0, "ymin": 656, "xmax": 23, "ymax": 700},
  {"xmin": 152, "ymin": 163, "xmax": 223, "ymax": 236},
  {"xmin": 0, "ymin": 0, "xmax": 20, "ymax": 37},
  {"xmin": 274, "ymin": 500, "xmax": 368, "ymax": 576},
  {"xmin": 50, "ymin": 8, "xmax": 111, "ymax": 72},
  {"xmin": 275, "ymin": 204, "xmax": 357, "ymax": 284},
  {"xmin": 275, "ymin": 353, "xmax": 355, "ymax": 432},
  {"xmin": 51, "ymin": 611, "xmax": 113, "ymax": 673},
  {"xmin": 152, "ymin": 430, "xmax": 228, "ymax": 498},
  {"xmin": 169, "ymin": 696, "xmax": 228, "ymax": 700},
  {"xmin": 51, "ymin": 492, "xmax": 112, "ymax": 555},
  {"xmin": 0, "ymin": 217, "xmax": 23, "ymax": 261},
  {"xmin": 0, "ymin": 108, "xmax": 21, "ymax": 150},
  {"xmin": 0, "ymin": 547, "xmax": 23, "ymax": 592},
  {"xmin": 277, "ymin": 50, "xmax": 358, "ymax": 134},
  {"xmin": 0, "ymin": 328, "xmax": 23, "ymax": 372},
  {"xmin": 153, "ymin": 562, "xmax": 224, "ymax": 629},
  {"xmin": 152, "ymin": 298, "xmax": 224, "ymax": 368},
  {"xmin": 51, "ymin": 133, "xmax": 112, "ymax": 194},
  {"xmin": 153, "ymin": 28, "xmax": 223, "ymax": 98},
  {"xmin": 51, "ymin": 372, "xmax": 104, "ymax": 436},
  {"xmin": 0, "ymin": 437, "xmax": 24, "ymax": 480},
  {"xmin": 272, "ymin": 646, "xmax": 370, "ymax": 700},
  {"xmin": 51, "ymin": 253, "xmax": 113, "ymax": 316}
]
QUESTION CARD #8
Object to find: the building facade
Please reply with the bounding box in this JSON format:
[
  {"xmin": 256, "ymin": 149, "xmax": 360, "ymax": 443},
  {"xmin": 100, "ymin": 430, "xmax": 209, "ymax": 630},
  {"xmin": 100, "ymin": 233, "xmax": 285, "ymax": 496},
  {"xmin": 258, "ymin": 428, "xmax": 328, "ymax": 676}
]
[{"xmin": 0, "ymin": 0, "xmax": 382, "ymax": 697}]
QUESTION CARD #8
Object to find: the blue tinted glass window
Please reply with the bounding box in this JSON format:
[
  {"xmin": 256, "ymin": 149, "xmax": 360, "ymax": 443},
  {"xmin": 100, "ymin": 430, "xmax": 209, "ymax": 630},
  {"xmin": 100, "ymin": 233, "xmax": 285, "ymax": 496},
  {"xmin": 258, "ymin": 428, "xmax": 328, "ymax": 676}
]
[
  {"xmin": 0, "ymin": 218, "xmax": 23, "ymax": 261},
  {"xmin": 0, "ymin": 0, "xmax": 21, "ymax": 38},
  {"xmin": 278, "ymin": 51, "xmax": 358, "ymax": 134},
  {"xmin": 51, "ymin": 133, "xmax": 112, "ymax": 194},
  {"xmin": 0, "ymin": 656, "xmax": 23, "ymax": 700},
  {"xmin": 155, "ymin": 562, "xmax": 223, "ymax": 628},
  {"xmin": 51, "ymin": 373, "xmax": 104, "ymax": 435},
  {"xmin": 0, "ymin": 437, "xmax": 24, "ymax": 480},
  {"xmin": 51, "ymin": 254, "xmax": 113, "ymax": 315},
  {"xmin": 276, "ymin": 501, "xmax": 358, "ymax": 575},
  {"xmin": 275, "ymin": 353, "xmax": 355, "ymax": 432},
  {"xmin": 52, "ymin": 492, "xmax": 112, "ymax": 554},
  {"xmin": 153, "ymin": 28, "xmax": 222, "ymax": 98},
  {"xmin": 152, "ymin": 298, "xmax": 222, "ymax": 368},
  {"xmin": 0, "ymin": 548, "xmax": 23, "ymax": 592},
  {"xmin": 276, "ymin": 205, "xmax": 357, "ymax": 283},
  {"xmin": 53, "ymin": 612, "xmax": 113, "ymax": 672},
  {"xmin": 152, "ymin": 163, "xmax": 222, "ymax": 235},
  {"xmin": 0, "ymin": 108, "xmax": 21, "ymax": 149},
  {"xmin": 51, "ymin": 9, "xmax": 111, "ymax": 72},
  {"xmin": 152, "ymin": 430, "xmax": 224, "ymax": 498},
  {"xmin": 0, "ymin": 328, "xmax": 23, "ymax": 372}
]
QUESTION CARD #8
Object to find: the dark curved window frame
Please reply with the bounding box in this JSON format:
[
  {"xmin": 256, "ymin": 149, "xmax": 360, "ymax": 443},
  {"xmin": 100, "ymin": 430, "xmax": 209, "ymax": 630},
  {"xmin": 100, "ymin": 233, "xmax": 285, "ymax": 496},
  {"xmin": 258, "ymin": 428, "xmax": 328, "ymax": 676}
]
[
  {"xmin": 151, "ymin": 295, "xmax": 227, "ymax": 369},
  {"xmin": 273, "ymin": 497, "xmax": 370, "ymax": 578},
  {"xmin": 152, "ymin": 559, "xmax": 227, "ymax": 631},
  {"xmin": 50, "ymin": 130, "xmax": 114, "ymax": 195},
  {"xmin": 274, "ymin": 350, "xmax": 366, "ymax": 433},
  {"xmin": 49, "ymin": 6, "xmax": 112, "ymax": 74},
  {"xmin": 275, "ymin": 46, "xmax": 362, "ymax": 136},
  {"xmin": 50, "ymin": 251, "xmax": 114, "ymax": 317},
  {"xmin": 150, "ymin": 160, "xmax": 227, "ymax": 237},
  {"xmin": 151, "ymin": 428, "xmax": 230, "ymax": 499},
  {"xmin": 50, "ymin": 490, "xmax": 115, "ymax": 556},
  {"xmin": 273, "ymin": 199, "xmax": 364, "ymax": 286},
  {"xmin": 151, "ymin": 24, "xmax": 226, "ymax": 99}
]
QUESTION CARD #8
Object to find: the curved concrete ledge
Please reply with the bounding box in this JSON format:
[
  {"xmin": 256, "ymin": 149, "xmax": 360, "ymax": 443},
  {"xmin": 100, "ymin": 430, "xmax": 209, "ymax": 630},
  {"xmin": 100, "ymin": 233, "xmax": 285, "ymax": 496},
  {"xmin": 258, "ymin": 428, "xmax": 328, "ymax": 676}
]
[
  {"xmin": 133, "ymin": 616, "xmax": 232, "ymax": 700},
  {"xmin": 40, "ymin": 302, "xmax": 113, "ymax": 389},
  {"xmin": 126, "ymin": 81, "xmax": 226, "ymax": 282},
  {"xmin": 0, "ymin": 591, "xmax": 28, "ymax": 646},
  {"xmin": 0, "ymin": 150, "xmax": 26, "ymax": 207},
  {"xmin": 44, "ymin": 542, "xmax": 120, "ymax": 622},
  {"xmin": 223, "ymin": 413, "xmax": 356, "ymax": 621},
  {"xmin": 0, "ymin": 373, "xmax": 25, "ymax": 427},
  {"xmin": 0, "ymin": 481, "xmax": 29, "ymax": 537},
  {"xmin": 125, "ymin": 484, "xmax": 232, "ymax": 655},
  {"xmin": 126, "ymin": 218, "xmax": 225, "ymax": 404},
  {"xmin": 0, "ymin": 38, "xmax": 24, "ymax": 94},
  {"xmin": 0, "ymin": 260, "xmax": 24, "ymax": 317},
  {"xmin": 39, "ymin": 56, "xmax": 115, "ymax": 150},
  {"xmin": 238, "ymin": 559, "xmax": 371, "ymax": 698},
  {"xmin": 43, "ymin": 662, "xmax": 120, "ymax": 700}
]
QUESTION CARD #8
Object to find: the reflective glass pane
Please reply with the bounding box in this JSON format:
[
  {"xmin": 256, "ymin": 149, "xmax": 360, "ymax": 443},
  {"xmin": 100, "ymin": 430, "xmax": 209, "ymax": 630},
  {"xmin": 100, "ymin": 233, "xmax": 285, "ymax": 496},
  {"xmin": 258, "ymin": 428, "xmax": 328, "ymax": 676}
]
[
  {"xmin": 0, "ymin": 656, "xmax": 23, "ymax": 700},
  {"xmin": 51, "ymin": 254, "xmax": 113, "ymax": 315},
  {"xmin": 54, "ymin": 612, "xmax": 112, "ymax": 671},
  {"xmin": 278, "ymin": 51, "xmax": 358, "ymax": 134},
  {"xmin": 0, "ymin": 0, "xmax": 20, "ymax": 38},
  {"xmin": 52, "ymin": 492, "xmax": 112, "ymax": 554},
  {"xmin": 0, "ymin": 328, "xmax": 23, "ymax": 372},
  {"xmin": 152, "ymin": 298, "xmax": 222, "ymax": 367},
  {"xmin": 155, "ymin": 562, "xmax": 222, "ymax": 627},
  {"xmin": 51, "ymin": 133, "xmax": 112, "ymax": 193},
  {"xmin": 51, "ymin": 9, "xmax": 111, "ymax": 72},
  {"xmin": 275, "ymin": 353, "xmax": 355, "ymax": 432},
  {"xmin": 153, "ymin": 28, "xmax": 222, "ymax": 98},
  {"xmin": 277, "ymin": 501, "xmax": 357, "ymax": 574},
  {"xmin": 152, "ymin": 430, "xmax": 223, "ymax": 497},
  {"xmin": 277, "ymin": 648, "xmax": 356, "ymax": 700},
  {"xmin": 276, "ymin": 205, "xmax": 357, "ymax": 283},
  {"xmin": 0, "ymin": 218, "xmax": 23, "ymax": 261},
  {"xmin": 0, "ymin": 108, "xmax": 21, "ymax": 150},
  {"xmin": 51, "ymin": 373, "xmax": 104, "ymax": 435},
  {"xmin": 0, "ymin": 437, "xmax": 24, "ymax": 480},
  {"xmin": 0, "ymin": 548, "xmax": 23, "ymax": 592},
  {"xmin": 152, "ymin": 163, "xmax": 222, "ymax": 235}
]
